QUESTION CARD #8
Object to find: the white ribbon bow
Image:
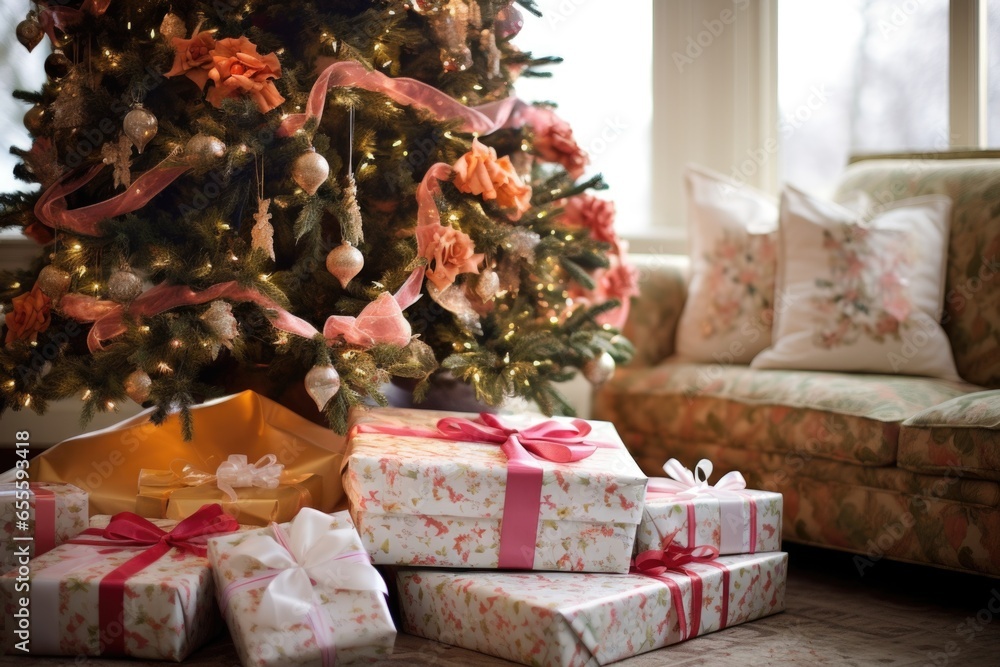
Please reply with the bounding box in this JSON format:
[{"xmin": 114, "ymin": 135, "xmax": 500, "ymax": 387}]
[
  {"xmin": 215, "ymin": 454, "xmax": 284, "ymax": 501},
  {"xmin": 651, "ymin": 458, "xmax": 747, "ymax": 497},
  {"xmin": 226, "ymin": 508, "xmax": 386, "ymax": 629}
]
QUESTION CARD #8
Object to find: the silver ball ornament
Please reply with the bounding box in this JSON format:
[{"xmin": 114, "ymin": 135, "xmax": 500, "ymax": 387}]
[
  {"xmin": 583, "ymin": 352, "xmax": 616, "ymax": 385},
  {"xmin": 475, "ymin": 269, "xmax": 500, "ymax": 302},
  {"xmin": 159, "ymin": 12, "xmax": 187, "ymax": 41},
  {"xmin": 185, "ymin": 133, "xmax": 226, "ymax": 165},
  {"xmin": 108, "ymin": 268, "xmax": 143, "ymax": 303},
  {"xmin": 124, "ymin": 369, "xmax": 152, "ymax": 404},
  {"xmin": 37, "ymin": 265, "xmax": 72, "ymax": 300},
  {"xmin": 305, "ymin": 365, "xmax": 342, "ymax": 411},
  {"xmin": 325, "ymin": 242, "xmax": 365, "ymax": 288},
  {"xmin": 292, "ymin": 149, "xmax": 330, "ymax": 196},
  {"xmin": 123, "ymin": 105, "xmax": 158, "ymax": 154}
]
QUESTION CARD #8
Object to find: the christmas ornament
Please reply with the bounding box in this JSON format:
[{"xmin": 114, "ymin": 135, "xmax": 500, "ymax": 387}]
[
  {"xmin": 185, "ymin": 133, "xmax": 226, "ymax": 164},
  {"xmin": 425, "ymin": 0, "xmax": 473, "ymax": 72},
  {"xmin": 495, "ymin": 5, "xmax": 524, "ymax": 40},
  {"xmin": 342, "ymin": 174, "xmax": 364, "ymax": 245},
  {"xmin": 108, "ymin": 267, "xmax": 143, "ymax": 303},
  {"xmin": 51, "ymin": 74, "xmax": 87, "ymax": 129},
  {"xmin": 480, "ymin": 28, "xmax": 502, "ymax": 79},
  {"xmin": 37, "ymin": 265, "xmax": 72, "ymax": 301},
  {"xmin": 123, "ymin": 105, "xmax": 158, "ymax": 154},
  {"xmin": 159, "ymin": 11, "xmax": 187, "ymax": 41},
  {"xmin": 251, "ymin": 197, "xmax": 275, "ymax": 260},
  {"xmin": 326, "ymin": 242, "xmax": 364, "ymax": 288},
  {"xmin": 304, "ymin": 365, "xmax": 341, "ymax": 411},
  {"xmin": 16, "ymin": 12, "xmax": 44, "ymax": 52},
  {"xmin": 124, "ymin": 369, "xmax": 152, "ymax": 403},
  {"xmin": 23, "ymin": 105, "xmax": 46, "ymax": 134},
  {"xmin": 474, "ymin": 268, "xmax": 500, "ymax": 302},
  {"xmin": 292, "ymin": 148, "xmax": 330, "ymax": 195},
  {"xmin": 200, "ymin": 301, "xmax": 238, "ymax": 359},
  {"xmin": 583, "ymin": 352, "xmax": 616, "ymax": 385},
  {"xmin": 44, "ymin": 50, "xmax": 72, "ymax": 80},
  {"xmin": 101, "ymin": 135, "xmax": 133, "ymax": 189}
]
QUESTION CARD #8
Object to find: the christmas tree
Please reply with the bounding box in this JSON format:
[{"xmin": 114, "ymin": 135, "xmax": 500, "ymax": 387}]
[{"xmin": 0, "ymin": 0, "xmax": 636, "ymax": 436}]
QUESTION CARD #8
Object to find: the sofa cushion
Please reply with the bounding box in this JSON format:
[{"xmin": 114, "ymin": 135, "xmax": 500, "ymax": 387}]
[
  {"xmin": 899, "ymin": 390, "xmax": 1000, "ymax": 481},
  {"xmin": 593, "ymin": 361, "xmax": 980, "ymax": 466},
  {"xmin": 834, "ymin": 159, "xmax": 1000, "ymax": 389}
]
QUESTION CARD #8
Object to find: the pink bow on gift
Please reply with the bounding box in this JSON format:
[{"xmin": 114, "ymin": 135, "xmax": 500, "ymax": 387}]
[
  {"xmin": 647, "ymin": 458, "xmax": 747, "ymax": 499},
  {"xmin": 631, "ymin": 530, "xmax": 720, "ymax": 576},
  {"xmin": 436, "ymin": 413, "xmax": 599, "ymax": 463},
  {"xmin": 322, "ymin": 267, "xmax": 423, "ymax": 348}
]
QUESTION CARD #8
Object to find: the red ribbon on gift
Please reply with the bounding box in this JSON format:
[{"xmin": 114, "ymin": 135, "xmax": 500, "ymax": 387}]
[
  {"xmin": 354, "ymin": 413, "xmax": 608, "ymax": 569},
  {"xmin": 69, "ymin": 504, "xmax": 238, "ymax": 655},
  {"xmin": 630, "ymin": 539, "xmax": 723, "ymax": 641},
  {"xmin": 31, "ymin": 484, "xmax": 57, "ymax": 555}
]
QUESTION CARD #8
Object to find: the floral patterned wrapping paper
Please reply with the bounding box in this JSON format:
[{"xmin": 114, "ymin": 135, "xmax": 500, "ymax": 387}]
[
  {"xmin": 206, "ymin": 510, "xmax": 396, "ymax": 667},
  {"xmin": 0, "ymin": 515, "xmax": 222, "ymax": 660},
  {"xmin": 344, "ymin": 407, "xmax": 647, "ymax": 573},
  {"xmin": 397, "ymin": 551, "xmax": 788, "ymax": 667},
  {"xmin": 0, "ymin": 482, "xmax": 88, "ymax": 574},
  {"xmin": 635, "ymin": 489, "xmax": 783, "ymax": 556}
]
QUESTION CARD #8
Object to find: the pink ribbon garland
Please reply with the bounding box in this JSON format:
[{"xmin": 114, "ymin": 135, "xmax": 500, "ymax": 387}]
[
  {"xmin": 34, "ymin": 159, "xmax": 193, "ymax": 237},
  {"xmin": 32, "ymin": 484, "xmax": 56, "ymax": 554},
  {"xmin": 38, "ymin": 0, "xmax": 111, "ymax": 43},
  {"xmin": 278, "ymin": 60, "xmax": 531, "ymax": 139},
  {"xmin": 354, "ymin": 413, "xmax": 610, "ymax": 569}
]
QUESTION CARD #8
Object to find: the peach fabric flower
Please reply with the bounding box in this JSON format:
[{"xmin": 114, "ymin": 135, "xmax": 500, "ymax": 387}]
[
  {"xmin": 165, "ymin": 27, "xmax": 217, "ymax": 90},
  {"xmin": 5, "ymin": 284, "xmax": 52, "ymax": 346},
  {"xmin": 452, "ymin": 138, "xmax": 532, "ymax": 220},
  {"xmin": 416, "ymin": 222, "xmax": 484, "ymax": 291},
  {"xmin": 206, "ymin": 37, "xmax": 285, "ymax": 113},
  {"xmin": 531, "ymin": 109, "xmax": 589, "ymax": 179},
  {"xmin": 562, "ymin": 194, "xmax": 618, "ymax": 246}
]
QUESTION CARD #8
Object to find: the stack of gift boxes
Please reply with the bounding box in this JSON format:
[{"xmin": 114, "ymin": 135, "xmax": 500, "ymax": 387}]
[{"xmin": 0, "ymin": 394, "xmax": 785, "ymax": 666}]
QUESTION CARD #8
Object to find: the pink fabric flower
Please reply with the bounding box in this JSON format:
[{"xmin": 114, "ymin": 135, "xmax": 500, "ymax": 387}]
[
  {"xmin": 416, "ymin": 222, "xmax": 485, "ymax": 291},
  {"xmin": 531, "ymin": 109, "xmax": 589, "ymax": 179},
  {"xmin": 206, "ymin": 37, "xmax": 285, "ymax": 113},
  {"xmin": 165, "ymin": 27, "xmax": 217, "ymax": 90},
  {"xmin": 452, "ymin": 139, "xmax": 532, "ymax": 220},
  {"xmin": 562, "ymin": 194, "xmax": 618, "ymax": 246}
]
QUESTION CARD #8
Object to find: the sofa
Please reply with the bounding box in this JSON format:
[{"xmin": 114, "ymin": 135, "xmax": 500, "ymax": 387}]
[{"xmin": 594, "ymin": 152, "xmax": 1000, "ymax": 577}]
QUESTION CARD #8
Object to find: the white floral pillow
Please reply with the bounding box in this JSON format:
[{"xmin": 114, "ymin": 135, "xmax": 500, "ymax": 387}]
[
  {"xmin": 751, "ymin": 185, "xmax": 960, "ymax": 380},
  {"xmin": 675, "ymin": 165, "xmax": 779, "ymax": 364}
]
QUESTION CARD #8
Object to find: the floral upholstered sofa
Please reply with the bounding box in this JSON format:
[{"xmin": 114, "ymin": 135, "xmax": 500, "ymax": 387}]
[{"xmin": 594, "ymin": 153, "xmax": 1000, "ymax": 576}]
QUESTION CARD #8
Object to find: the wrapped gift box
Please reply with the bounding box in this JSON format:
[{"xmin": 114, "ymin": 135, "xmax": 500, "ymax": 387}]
[
  {"xmin": 136, "ymin": 464, "xmax": 324, "ymax": 527},
  {"xmin": 0, "ymin": 505, "xmax": 238, "ymax": 659},
  {"xmin": 344, "ymin": 407, "xmax": 647, "ymax": 573},
  {"xmin": 397, "ymin": 551, "xmax": 787, "ymax": 667},
  {"xmin": 0, "ymin": 482, "xmax": 88, "ymax": 574},
  {"xmin": 636, "ymin": 460, "xmax": 783, "ymax": 555},
  {"xmin": 207, "ymin": 508, "xmax": 396, "ymax": 667},
  {"xmin": 28, "ymin": 391, "xmax": 347, "ymax": 516}
]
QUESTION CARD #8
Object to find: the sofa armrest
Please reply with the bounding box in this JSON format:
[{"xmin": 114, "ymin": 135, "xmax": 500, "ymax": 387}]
[{"xmin": 623, "ymin": 254, "xmax": 689, "ymax": 367}]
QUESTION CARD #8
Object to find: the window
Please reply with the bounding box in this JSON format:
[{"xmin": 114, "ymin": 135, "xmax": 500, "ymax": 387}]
[
  {"xmin": 513, "ymin": 1, "xmax": 653, "ymax": 236},
  {"xmin": 989, "ymin": 0, "xmax": 1000, "ymax": 145},
  {"xmin": 0, "ymin": 5, "xmax": 46, "ymax": 195}
]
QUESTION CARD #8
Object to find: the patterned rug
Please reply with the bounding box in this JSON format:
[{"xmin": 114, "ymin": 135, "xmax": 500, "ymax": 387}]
[{"xmin": 12, "ymin": 544, "xmax": 1000, "ymax": 666}]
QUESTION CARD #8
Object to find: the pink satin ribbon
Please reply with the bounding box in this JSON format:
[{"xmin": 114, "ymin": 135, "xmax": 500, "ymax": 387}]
[
  {"xmin": 218, "ymin": 522, "xmax": 362, "ymax": 667},
  {"xmin": 60, "ymin": 267, "xmax": 424, "ymax": 353},
  {"xmin": 278, "ymin": 60, "xmax": 532, "ymax": 139},
  {"xmin": 355, "ymin": 413, "xmax": 609, "ymax": 569},
  {"xmin": 38, "ymin": 0, "xmax": 111, "ymax": 43},
  {"xmin": 32, "ymin": 484, "xmax": 56, "ymax": 554},
  {"xmin": 35, "ymin": 159, "xmax": 193, "ymax": 237},
  {"xmin": 631, "ymin": 542, "xmax": 720, "ymax": 641}
]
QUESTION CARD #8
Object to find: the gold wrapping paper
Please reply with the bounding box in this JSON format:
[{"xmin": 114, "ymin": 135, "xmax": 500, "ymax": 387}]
[
  {"xmin": 30, "ymin": 391, "xmax": 347, "ymax": 516},
  {"xmin": 135, "ymin": 472, "xmax": 323, "ymax": 526}
]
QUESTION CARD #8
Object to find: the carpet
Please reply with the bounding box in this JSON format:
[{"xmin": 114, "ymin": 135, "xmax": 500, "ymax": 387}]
[{"xmin": 7, "ymin": 544, "xmax": 999, "ymax": 666}]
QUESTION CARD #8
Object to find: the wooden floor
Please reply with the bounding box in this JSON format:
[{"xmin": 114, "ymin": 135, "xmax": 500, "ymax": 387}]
[{"xmin": 9, "ymin": 544, "xmax": 1000, "ymax": 666}]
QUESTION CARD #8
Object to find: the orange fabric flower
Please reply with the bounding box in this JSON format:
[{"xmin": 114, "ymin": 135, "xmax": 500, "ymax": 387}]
[
  {"xmin": 563, "ymin": 194, "xmax": 618, "ymax": 246},
  {"xmin": 5, "ymin": 284, "xmax": 52, "ymax": 346},
  {"xmin": 416, "ymin": 222, "xmax": 484, "ymax": 291},
  {"xmin": 165, "ymin": 27, "xmax": 217, "ymax": 90},
  {"xmin": 452, "ymin": 139, "xmax": 532, "ymax": 220},
  {"xmin": 532, "ymin": 110, "xmax": 589, "ymax": 179},
  {"xmin": 206, "ymin": 37, "xmax": 285, "ymax": 113}
]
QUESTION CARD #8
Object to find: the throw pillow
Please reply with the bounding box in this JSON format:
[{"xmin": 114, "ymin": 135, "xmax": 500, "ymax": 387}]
[
  {"xmin": 675, "ymin": 165, "xmax": 779, "ymax": 364},
  {"xmin": 751, "ymin": 185, "xmax": 960, "ymax": 380}
]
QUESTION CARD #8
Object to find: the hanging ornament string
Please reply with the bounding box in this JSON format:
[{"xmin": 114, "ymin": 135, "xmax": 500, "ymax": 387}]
[
  {"xmin": 251, "ymin": 156, "xmax": 275, "ymax": 260},
  {"xmin": 341, "ymin": 105, "xmax": 363, "ymax": 246}
]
